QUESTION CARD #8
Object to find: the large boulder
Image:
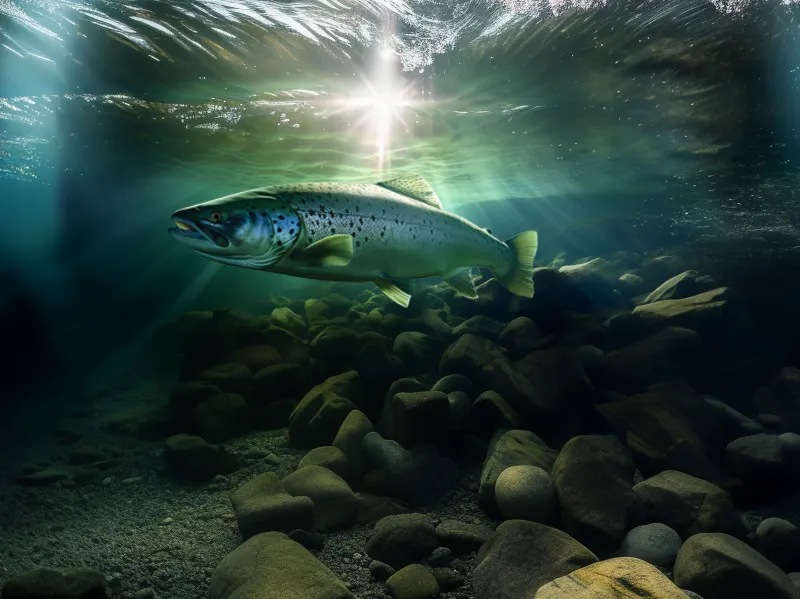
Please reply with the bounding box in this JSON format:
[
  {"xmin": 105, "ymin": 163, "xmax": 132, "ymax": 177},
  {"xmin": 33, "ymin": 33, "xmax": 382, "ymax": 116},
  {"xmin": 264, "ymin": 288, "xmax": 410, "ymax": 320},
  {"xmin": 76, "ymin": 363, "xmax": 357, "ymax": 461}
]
[
  {"xmin": 191, "ymin": 393, "xmax": 249, "ymax": 443},
  {"xmin": 472, "ymin": 520, "xmax": 597, "ymax": 599},
  {"xmin": 633, "ymin": 470, "xmax": 746, "ymax": 540},
  {"xmin": 552, "ymin": 436, "xmax": 646, "ymax": 553},
  {"xmin": 534, "ymin": 557, "xmax": 689, "ymax": 598},
  {"xmin": 164, "ymin": 434, "xmax": 239, "ymax": 482},
  {"xmin": 495, "ymin": 465, "xmax": 556, "ymax": 524},
  {"xmin": 596, "ymin": 382, "xmax": 733, "ymax": 480},
  {"xmin": 755, "ymin": 518, "xmax": 800, "ymax": 573},
  {"xmin": 674, "ymin": 533, "xmax": 795, "ymax": 599},
  {"xmin": 209, "ymin": 532, "xmax": 354, "ymax": 599},
  {"xmin": 393, "ymin": 332, "xmax": 446, "ymax": 373}
]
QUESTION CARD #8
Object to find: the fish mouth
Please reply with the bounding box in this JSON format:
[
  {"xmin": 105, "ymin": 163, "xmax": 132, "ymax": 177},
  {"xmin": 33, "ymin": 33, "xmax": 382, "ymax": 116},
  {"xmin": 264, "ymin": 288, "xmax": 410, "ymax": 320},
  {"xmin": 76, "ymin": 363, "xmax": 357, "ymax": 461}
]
[{"xmin": 169, "ymin": 217, "xmax": 230, "ymax": 248}]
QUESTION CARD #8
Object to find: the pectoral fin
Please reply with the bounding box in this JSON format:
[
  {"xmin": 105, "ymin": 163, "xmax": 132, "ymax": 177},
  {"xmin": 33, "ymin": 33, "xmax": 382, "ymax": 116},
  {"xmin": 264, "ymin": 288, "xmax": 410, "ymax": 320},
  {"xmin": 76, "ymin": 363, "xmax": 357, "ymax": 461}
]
[
  {"xmin": 294, "ymin": 234, "xmax": 354, "ymax": 267},
  {"xmin": 374, "ymin": 276, "xmax": 414, "ymax": 307},
  {"xmin": 443, "ymin": 268, "xmax": 478, "ymax": 298}
]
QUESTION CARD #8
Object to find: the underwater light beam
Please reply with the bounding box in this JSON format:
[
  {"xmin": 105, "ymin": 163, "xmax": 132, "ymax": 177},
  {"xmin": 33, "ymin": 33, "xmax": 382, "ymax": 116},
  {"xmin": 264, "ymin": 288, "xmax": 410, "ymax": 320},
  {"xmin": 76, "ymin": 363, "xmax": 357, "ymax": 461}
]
[{"xmin": 324, "ymin": 41, "xmax": 420, "ymax": 173}]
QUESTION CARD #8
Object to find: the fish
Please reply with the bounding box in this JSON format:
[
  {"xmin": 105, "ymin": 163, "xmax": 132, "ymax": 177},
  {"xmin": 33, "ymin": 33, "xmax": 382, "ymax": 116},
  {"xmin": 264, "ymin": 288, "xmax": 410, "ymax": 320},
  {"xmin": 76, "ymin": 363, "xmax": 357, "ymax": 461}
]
[{"xmin": 168, "ymin": 175, "xmax": 538, "ymax": 307}]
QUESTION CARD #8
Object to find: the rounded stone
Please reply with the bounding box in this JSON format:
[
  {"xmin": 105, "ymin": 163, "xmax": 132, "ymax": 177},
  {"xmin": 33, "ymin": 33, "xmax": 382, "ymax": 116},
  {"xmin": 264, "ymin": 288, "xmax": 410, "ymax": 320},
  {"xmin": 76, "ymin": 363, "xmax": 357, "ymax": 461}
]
[
  {"xmin": 618, "ymin": 523, "xmax": 683, "ymax": 569},
  {"xmin": 495, "ymin": 465, "xmax": 557, "ymax": 524}
]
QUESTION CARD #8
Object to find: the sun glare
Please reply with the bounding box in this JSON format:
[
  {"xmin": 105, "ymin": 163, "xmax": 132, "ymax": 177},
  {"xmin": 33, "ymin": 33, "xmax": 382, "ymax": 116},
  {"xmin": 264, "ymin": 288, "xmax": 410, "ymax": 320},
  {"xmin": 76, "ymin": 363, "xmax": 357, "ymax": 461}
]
[{"xmin": 324, "ymin": 43, "xmax": 421, "ymax": 172}]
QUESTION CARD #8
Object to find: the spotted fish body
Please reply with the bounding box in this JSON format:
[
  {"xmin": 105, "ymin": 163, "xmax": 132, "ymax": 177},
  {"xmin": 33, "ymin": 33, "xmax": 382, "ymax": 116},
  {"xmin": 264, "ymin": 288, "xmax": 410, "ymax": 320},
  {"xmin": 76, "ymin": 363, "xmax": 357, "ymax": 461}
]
[{"xmin": 169, "ymin": 176, "xmax": 539, "ymax": 307}]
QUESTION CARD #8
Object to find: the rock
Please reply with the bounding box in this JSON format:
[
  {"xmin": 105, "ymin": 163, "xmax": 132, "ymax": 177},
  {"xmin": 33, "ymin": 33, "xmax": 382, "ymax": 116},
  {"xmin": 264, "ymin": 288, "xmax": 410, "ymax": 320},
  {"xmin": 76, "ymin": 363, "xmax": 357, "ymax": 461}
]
[
  {"xmin": 298, "ymin": 446, "xmax": 349, "ymax": 480},
  {"xmin": 472, "ymin": 520, "xmax": 598, "ymax": 599},
  {"xmin": 281, "ymin": 466, "xmax": 357, "ymax": 533},
  {"xmin": 606, "ymin": 327, "xmax": 702, "ymax": 390},
  {"xmin": 426, "ymin": 546, "xmax": 454, "ymax": 567},
  {"xmin": 535, "ymin": 557, "xmax": 688, "ymax": 598},
  {"xmin": 498, "ymin": 317, "xmax": 542, "ymax": 358},
  {"xmin": 198, "ymin": 362, "xmax": 252, "ymax": 392},
  {"xmin": 512, "ymin": 347, "xmax": 594, "ymax": 435},
  {"xmin": 365, "ymin": 514, "xmax": 439, "ymax": 570},
  {"xmin": 633, "ymin": 471, "xmax": 746, "ymax": 540},
  {"xmin": 228, "ymin": 344, "xmax": 283, "ymax": 373},
  {"xmin": 133, "ymin": 589, "xmax": 156, "ymax": 599},
  {"xmin": 355, "ymin": 332, "xmax": 406, "ymax": 393},
  {"xmin": 230, "ymin": 472, "xmax": 315, "ymax": 539},
  {"xmin": 495, "ymin": 465, "xmax": 557, "ymax": 524},
  {"xmin": 289, "ymin": 372, "xmax": 360, "ymax": 448},
  {"xmin": 251, "ymin": 397, "xmax": 298, "ymax": 430},
  {"xmin": 192, "ymin": 393, "xmax": 248, "ymax": 443},
  {"xmin": 631, "ymin": 287, "xmax": 734, "ymax": 334},
  {"xmin": 386, "ymin": 564, "xmax": 439, "ymax": 599},
  {"xmin": 169, "ymin": 381, "xmax": 222, "ymax": 427},
  {"xmin": 780, "ymin": 432, "xmax": 800, "ymax": 465},
  {"xmin": 639, "ymin": 255, "xmax": 685, "ymax": 285},
  {"xmin": 431, "ymin": 567, "xmax": 465, "ymax": 592},
  {"xmin": 361, "ymin": 432, "xmax": 457, "ymax": 505},
  {"xmin": 447, "ymin": 391, "xmax": 472, "ymax": 433},
  {"xmin": 789, "ymin": 573, "xmax": 800, "ymax": 595},
  {"xmin": 467, "ymin": 391, "xmax": 521, "ymax": 439},
  {"xmin": 369, "ymin": 560, "xmax": 396, "ymax": 582},
  {"xmin": 252, "ymin": 363, "xmax": 306, "ymax": 399},
  {"xmin": 1, "ymin": 568, "xmax": 107, "ymax": 599},
  {"xmin": 439, "ymin": 334, "xmax": 505, "ymax": 377},
  {"xmin": 726, "ymin": 434, "xmax": 789, "ymax": 489},
  {"xmin": 436, "ymin": 519, "xmax": 494, "ymax": 555},
  {"xmin": 553, "ymin": 436, "xmax": 646, "ymax": 553},
  {"xmin": 389, "ymin": 391, "xmax": 450, "ymax": 448},
  {"xmin": 271, "ymin": 307, "xmax": 307, "ymax": 337},
  {"xmin": 596, "ymin": 382, "xmax": 732, "ymax": 481},
  {"xmin": 617, "ymin": 523, "xmax": 683, "ymax": 570},
  {"xmin": 755, "ymin": 518, "xmax": 800, "ymax": 573},
  {"xmin": 754, "ymin": 368, "xmax": 800, "ymax": 432},
  {"xmin": 333, "ymin": 410, "xmax": 374, "ymax": 480},
  {"xmin": 209, "ymin": 531, "xmax": 354, "ymax": 599},
  {"xmin": 356, "ymin": 493, "xmax": 412, "ymax": 525},
  {"xmin": 431, "ymin": 374, "xmax": 471, "ymax": 394},
  {"xmin": 674, "ymin": 533, "xmax": 795, "ymax": 599},
  {"xmin": 164, "ymin": 434, "xmax": 238, "ymax": 482},
  {"xmin": 642, "ymin": 271, "xmax": 701, "ymax": 304},
  {"xmin": 310, "ymin": 326, "xmax": 360, "ymax": 368},
  {"xmin": 378, "ymin": 378, "xmax": 429, "ymax": 435},
  {"xmin": 393, "ymin": 332, "xmax": 445, "ymax": 373},
  {"xmin": 479, "ymin": 429, "xmax": 557, "ymax": 512},
  {"xmin": 287, "ymin": 528, "xmax": 325, "ymax": 551},
  {"xmin": 619, "ymin": 272, "xmax": 645, "ymax": 292},
  {"xmin": 452, "ymin": 315, "xmax": 506, "ymax": 339}
]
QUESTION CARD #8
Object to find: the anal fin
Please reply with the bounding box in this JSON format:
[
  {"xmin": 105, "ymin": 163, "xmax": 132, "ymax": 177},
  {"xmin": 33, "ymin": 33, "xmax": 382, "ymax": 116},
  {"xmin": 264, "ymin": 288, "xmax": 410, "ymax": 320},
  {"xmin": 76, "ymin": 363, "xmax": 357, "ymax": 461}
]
[
  {"xmin": 374, "ymin": 275, "xmax": 414, "ymax": 307},
  {"xmin": 443, "ymin": 268, "xmax": 478, "ymax": 298},
  {"xmin": 294, "ymin": 234, "xmax": 354, "ymax": 267}
]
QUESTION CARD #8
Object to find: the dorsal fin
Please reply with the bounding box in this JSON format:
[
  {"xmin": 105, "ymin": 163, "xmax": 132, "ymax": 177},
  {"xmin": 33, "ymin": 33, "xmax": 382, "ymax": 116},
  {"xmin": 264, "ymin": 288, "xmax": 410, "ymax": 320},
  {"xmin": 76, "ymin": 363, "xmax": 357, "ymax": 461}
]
[{"xmin": 376, "ymin": 176, "xmax": 443, "ymax": 210}]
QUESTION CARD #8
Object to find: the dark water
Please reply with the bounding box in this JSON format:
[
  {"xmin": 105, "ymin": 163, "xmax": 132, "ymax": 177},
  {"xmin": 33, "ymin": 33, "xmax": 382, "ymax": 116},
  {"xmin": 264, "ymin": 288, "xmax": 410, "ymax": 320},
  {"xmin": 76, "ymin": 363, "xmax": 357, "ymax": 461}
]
[{"xmin": 3, "ymin": 1, "xmax": 800, "ymax": 598}]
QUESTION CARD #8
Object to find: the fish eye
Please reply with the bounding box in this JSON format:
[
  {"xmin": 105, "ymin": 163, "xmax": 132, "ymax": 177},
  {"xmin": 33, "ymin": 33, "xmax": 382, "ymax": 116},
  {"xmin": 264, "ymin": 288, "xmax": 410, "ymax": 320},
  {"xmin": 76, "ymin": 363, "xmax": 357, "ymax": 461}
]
[{"xmin": 210, "ymin": 212, "xmax": 222, "ymax": 223}]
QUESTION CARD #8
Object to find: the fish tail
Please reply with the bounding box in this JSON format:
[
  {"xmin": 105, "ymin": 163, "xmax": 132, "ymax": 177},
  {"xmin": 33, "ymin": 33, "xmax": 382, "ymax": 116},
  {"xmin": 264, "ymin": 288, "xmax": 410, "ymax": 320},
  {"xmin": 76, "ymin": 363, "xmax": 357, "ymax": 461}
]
[{"xmin": 495, "ymin": 230, "xmax": 538, "ymax": 298}]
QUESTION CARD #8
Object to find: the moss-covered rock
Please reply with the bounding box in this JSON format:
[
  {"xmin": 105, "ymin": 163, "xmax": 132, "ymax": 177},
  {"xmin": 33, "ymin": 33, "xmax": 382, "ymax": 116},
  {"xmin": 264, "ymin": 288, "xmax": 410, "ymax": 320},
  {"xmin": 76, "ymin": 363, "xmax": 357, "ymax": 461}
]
[
  {"xmin": 164, "ymin": 434, "xmax": 239, "ymax": 482},
  {"xmin": 472, "ymin": 520, "xmax": 597, "ymax": 599},
  {"xmin": 385, "ymin": 564, "xmax": 439, "ymax": 599},
  {"xmin": 365, "ymin": 514, "xmax": 438, "ymax": 570},
  {"xmin": 674, "ymin": 533, "xmax": 795, "ymax": 599},
  {"xmin": 633, "ymin": 470, "xmax": 746, "ymax": 540},
  {"xmin": 535, "ymin": 557, "xmax": 688, "ymax": 598},
  {"xmin": 478, "ymin": 429, "xmax": 557, "ymax": 512},
  {"xmin": 553, "ymin": 436, "xmax": 646, "ymax": 554},
  {"xmin": 297, "ymin": 446, "xmax": 349, "ymax": 480},
  {"xmin": 281, "ymin": 466, "xmax": 357, "ymax": 533},
  {"xmin": 230, "ymin": 472, "xmax": 315, "ymax": 539},
  {"xmin": 209, "ymin": 532, "xmax": 354, "ymax": 599}
]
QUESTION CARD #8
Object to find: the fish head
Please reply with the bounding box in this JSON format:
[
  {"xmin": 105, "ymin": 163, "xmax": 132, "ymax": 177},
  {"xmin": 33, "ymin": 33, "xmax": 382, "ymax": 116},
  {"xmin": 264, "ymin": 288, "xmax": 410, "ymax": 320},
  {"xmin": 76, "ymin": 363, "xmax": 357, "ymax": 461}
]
[{"xmin": 169, "ymin": 190, "xmax": 300, "ymax": 268}]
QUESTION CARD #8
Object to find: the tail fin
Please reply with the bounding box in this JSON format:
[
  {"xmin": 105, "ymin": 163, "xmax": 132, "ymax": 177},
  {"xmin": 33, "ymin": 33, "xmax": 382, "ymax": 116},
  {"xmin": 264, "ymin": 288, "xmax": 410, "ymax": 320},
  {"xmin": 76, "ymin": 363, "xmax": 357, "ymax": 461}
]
[{"xmin": 496, "ymin": 230, "xmax": 538, "ymax": 298}]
